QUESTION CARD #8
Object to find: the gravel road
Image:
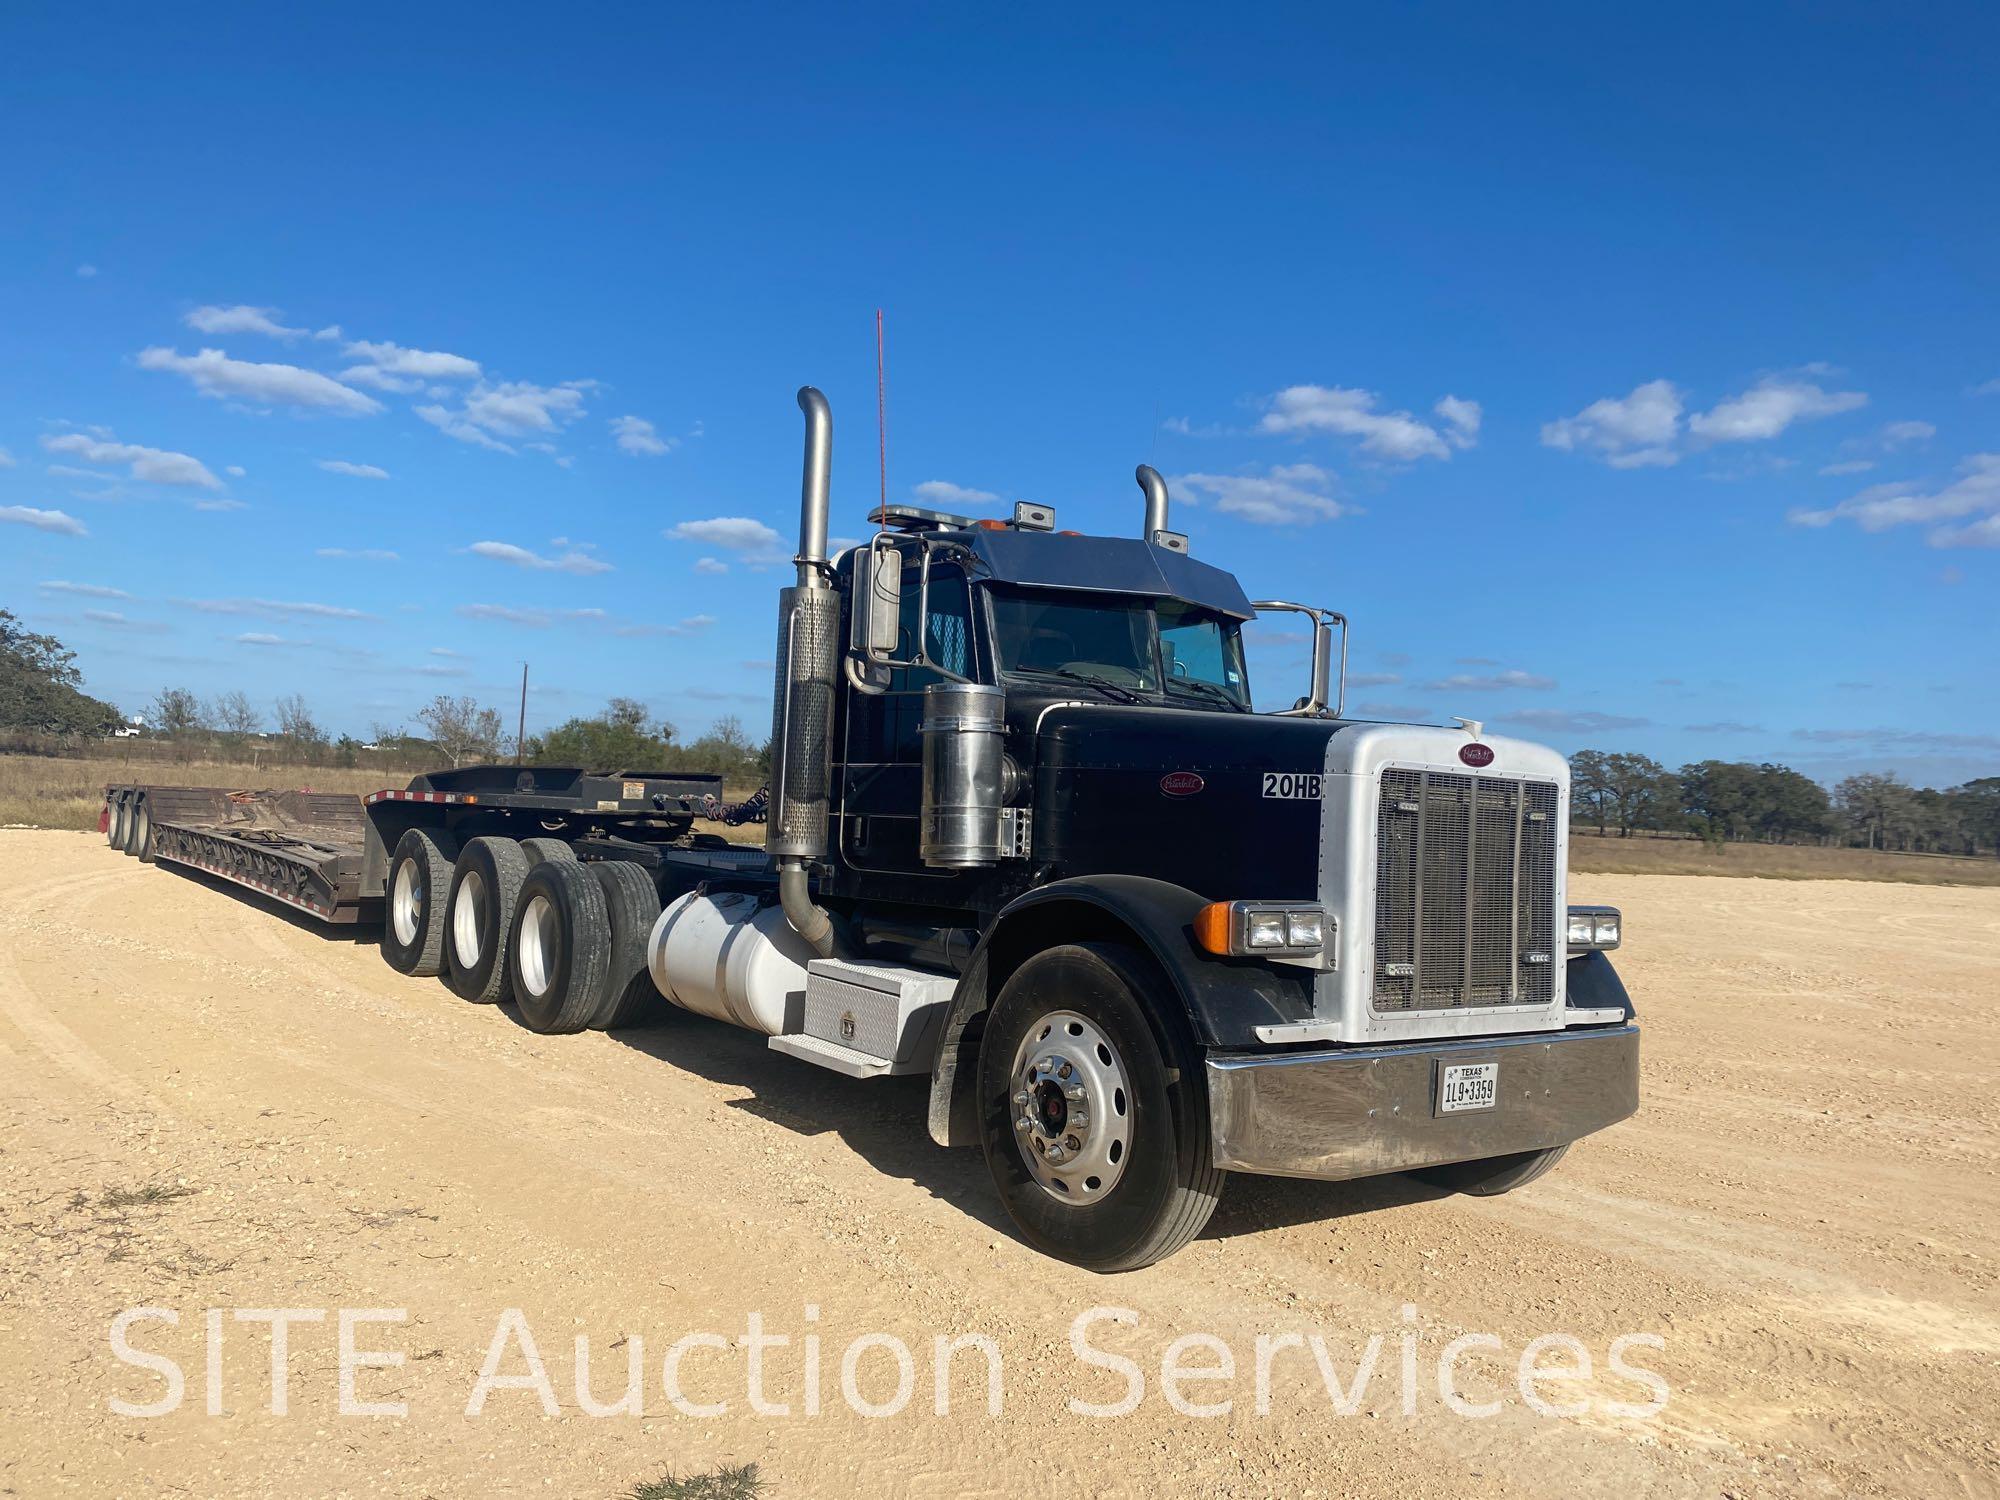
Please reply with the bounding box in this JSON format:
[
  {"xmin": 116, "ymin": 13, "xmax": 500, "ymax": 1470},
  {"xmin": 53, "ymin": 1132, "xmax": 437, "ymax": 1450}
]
[{"xmin": 1, "ymin": 829, "xmax": 1993, "ymax": 1497}]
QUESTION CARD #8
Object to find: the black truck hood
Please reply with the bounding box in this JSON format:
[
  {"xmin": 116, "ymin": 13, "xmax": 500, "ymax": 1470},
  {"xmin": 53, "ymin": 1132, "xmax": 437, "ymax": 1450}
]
[{"xmin": 1026, "ymin": 704, "xmax": 1347, "ymax": 899}]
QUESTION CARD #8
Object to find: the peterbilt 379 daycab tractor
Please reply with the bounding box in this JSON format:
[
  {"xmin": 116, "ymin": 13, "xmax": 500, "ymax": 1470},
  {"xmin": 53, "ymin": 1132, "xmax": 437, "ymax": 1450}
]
[{"xmin": 109, "ymin": 386, "xmax": 1640, "ymax": 1272}]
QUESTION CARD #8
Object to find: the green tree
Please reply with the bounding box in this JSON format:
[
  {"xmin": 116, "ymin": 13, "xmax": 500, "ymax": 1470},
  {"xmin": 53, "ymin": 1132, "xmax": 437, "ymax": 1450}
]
[
  {"xmin": 1569, "ymin": 750, "xmax": 1616, "ymax": 834},
  {"xmin": 417, "ymin": 694, "xmax": 506, "ymax": 767},
  {"xmin": 529, "ymin": 697, "xmax": 676, "ymax": 769},
  {"xmin": 0, "ymin": 610, "xmax": 122, "ymax": 734},
  {"xmin": 1834, "ymin": 771, "xmax": 1916, "ymax": 851},
  {"xmin": 149, "ymin": 686, "xmax": 208, "ymax": 736},
  {"xmin": 274, "ymin": 693, "xmax": 329, "ymax": 754}
]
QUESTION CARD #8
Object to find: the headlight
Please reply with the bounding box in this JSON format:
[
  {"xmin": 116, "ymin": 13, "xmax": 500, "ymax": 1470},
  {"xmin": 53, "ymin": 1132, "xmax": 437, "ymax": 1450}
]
[
  {"xmin": 1567, "ymin": 905, "xmax": 1622, "ymax": 953},
  {"xmin": 1194, "ymin": 900, "xmax": 1331, "ymax": 962}
]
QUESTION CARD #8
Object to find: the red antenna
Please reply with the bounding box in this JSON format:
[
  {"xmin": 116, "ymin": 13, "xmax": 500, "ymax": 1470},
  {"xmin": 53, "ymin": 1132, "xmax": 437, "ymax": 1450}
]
[{"xmin": 875, "ymin": 308, "xmax": 888, "ymax": 524}]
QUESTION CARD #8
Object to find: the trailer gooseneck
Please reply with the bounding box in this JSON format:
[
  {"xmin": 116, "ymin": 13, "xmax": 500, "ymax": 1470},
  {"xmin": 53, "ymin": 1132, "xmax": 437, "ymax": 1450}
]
[{"xmin": 106, "ymin": 385, "xmax": 1638, "ymax": 1272}]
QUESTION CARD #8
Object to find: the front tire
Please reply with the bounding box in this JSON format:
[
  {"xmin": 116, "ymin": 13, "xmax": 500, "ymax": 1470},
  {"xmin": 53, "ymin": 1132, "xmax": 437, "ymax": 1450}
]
[
  {"xmin": 1408, "ymin": 1144, "xmax": 1569, "ymax": 1196},
  {"xmin": 444, "ymin": 836, "xmax": 529, "ymax": 1004},
  {"xmin": 976, "ymin": 942, "xmax": 1224, "ymax": 1272}
]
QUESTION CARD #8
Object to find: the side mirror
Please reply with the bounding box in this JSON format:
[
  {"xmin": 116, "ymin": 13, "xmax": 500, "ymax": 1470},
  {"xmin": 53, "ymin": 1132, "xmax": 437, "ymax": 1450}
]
[
  {"xmin": 851, "ymin": 540, "xmax": 903, "ymax": 662},
  {"xmin": 1253, "ymin": 600, "xmax": 1348, "ymax": 718}
]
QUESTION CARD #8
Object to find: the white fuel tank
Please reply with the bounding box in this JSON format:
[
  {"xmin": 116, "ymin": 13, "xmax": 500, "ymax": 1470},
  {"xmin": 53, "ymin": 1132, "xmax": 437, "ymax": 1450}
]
[{"xmin": 647, "ymin": 889, "xmax": 819, "ymax": 1035}]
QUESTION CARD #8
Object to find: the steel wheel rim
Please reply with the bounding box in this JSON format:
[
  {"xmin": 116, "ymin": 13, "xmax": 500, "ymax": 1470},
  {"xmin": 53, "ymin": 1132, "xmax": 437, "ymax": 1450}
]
[
  {"xmin": 1009, "ymin": 1009, "xmax": 1133, "ymax": 1202},
  {"xmin": 451, "ymin": 869, "xmax": 486, "ymax": 970},
  {"xmin": 516, "ymin": 893, "xmax": 556, "ymax": 998},
  {"xmin": 390, "ymin": 858, "xmax": 422, "ymax": 946}
]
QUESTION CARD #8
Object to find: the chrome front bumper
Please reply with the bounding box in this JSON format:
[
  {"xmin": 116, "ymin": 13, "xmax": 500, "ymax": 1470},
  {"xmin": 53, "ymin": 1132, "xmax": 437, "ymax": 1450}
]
[{"xmin": 1205, "ymin": 1024, "xmax": 1639, "ymax": 1181}]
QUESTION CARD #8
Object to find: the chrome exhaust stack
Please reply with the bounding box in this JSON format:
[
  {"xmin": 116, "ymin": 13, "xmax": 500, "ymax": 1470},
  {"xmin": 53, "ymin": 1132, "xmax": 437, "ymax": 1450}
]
[
  {"xmin": 768, "ymin": 386, "xmax": 843, "ymax": 957},
  {"xmin": 1137, "ymin": 464, "xmax": 1169, "ymax": 539}
]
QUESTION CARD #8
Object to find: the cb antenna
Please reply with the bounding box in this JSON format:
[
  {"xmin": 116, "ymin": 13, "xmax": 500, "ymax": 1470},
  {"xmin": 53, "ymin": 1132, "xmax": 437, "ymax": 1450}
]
[{"xmin": 875, "ymin": 307, "xmax": 888, "ymax": 526}]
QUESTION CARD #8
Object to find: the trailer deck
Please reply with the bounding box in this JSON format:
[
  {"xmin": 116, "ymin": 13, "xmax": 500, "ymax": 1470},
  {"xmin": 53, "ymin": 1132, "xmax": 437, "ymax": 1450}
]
[{"xmin": 105, "ymin": 766, "xmax": 732, "ymax": 925}]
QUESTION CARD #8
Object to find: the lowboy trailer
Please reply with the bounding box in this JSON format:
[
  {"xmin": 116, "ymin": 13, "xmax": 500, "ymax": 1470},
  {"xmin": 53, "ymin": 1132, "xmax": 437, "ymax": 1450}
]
[{"xmin": 104, "ymin": 385, "xmax": 1639, "ymax": 1271}]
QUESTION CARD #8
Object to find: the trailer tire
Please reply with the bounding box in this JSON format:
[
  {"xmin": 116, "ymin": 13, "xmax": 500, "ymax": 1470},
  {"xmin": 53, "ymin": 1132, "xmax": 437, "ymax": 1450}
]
[
  {"xmin": 107, "ymin": 793, "xmax": 126, "ymax": 848},
  {"xmin": 381, "ymin": 826, "xmax": 461, "ymax": 977},
  {"xmin": 1408, "ymin": 1145, "xmax": 1569, "ymax": 1197},
  {"xmin": 976, "ymin": 941, "xmax": 1224, "ymax": 1273},
  {"xmin": 519, "ymin": 837, "xmax": 576, "ymax": 868},
  {"xmin": 587, "ymin": 861, "xmax": 663, "ymax": 1030},
  {"xmin": 445, "ymin": 836, "xmax": 530, "ymax": 1004},
  {"xmin": 126, "ymin": 797, "xmax": 156, "ymax": 863},
  {"xmin": 509, "ymin": 860, "xmax": 612, "ymax": 1034}
]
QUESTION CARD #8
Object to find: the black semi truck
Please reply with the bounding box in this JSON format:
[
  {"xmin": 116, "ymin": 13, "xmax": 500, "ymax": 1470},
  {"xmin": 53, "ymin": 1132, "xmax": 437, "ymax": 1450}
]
[{"xmin": 106, "ymin": 386, "xmax": 1639, "ymax": 1272}]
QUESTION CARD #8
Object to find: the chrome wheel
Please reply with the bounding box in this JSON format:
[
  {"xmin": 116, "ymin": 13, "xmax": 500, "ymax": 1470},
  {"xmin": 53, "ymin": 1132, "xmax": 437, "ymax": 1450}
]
[
  {"xmin": 1010, "ymin": 1009, "xmax": 1132, "ymax": 1202},
  {"xmin": 390, "ymin": 858, "xmax": 422, "ymax": 947},
  {"xmin": 451, "ymin": 869, "xmax": 486, "ymax": 970},
  {"xmin": 516, "ymin": 893, "xmax": 557, "ymax": 998}
]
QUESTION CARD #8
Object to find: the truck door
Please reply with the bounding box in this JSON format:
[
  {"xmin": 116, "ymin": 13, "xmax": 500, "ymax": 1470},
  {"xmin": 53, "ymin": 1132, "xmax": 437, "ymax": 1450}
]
[{"xmin": 837, "ymin": 556, "xmax": 975, "ymax": 874}]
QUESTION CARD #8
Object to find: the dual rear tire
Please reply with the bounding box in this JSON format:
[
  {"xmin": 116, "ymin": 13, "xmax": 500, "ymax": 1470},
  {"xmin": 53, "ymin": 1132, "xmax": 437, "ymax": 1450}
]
[{"xmin": 510, "ymin": 859, "xmax": 662, "ymax": 1034}]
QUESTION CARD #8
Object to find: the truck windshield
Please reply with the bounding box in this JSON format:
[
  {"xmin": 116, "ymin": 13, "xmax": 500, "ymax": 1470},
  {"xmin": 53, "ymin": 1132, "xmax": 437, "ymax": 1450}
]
[{"xmin": 987, "ymin": 590, "xmax": 1249, "ymax": 709}]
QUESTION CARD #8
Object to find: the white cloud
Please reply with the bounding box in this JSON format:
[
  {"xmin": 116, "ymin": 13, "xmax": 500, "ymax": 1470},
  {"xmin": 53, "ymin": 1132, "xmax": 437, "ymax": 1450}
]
[
  {"xmin": 1345, "ymin": 672, "xmax": 1403, "ymax": 687},
  {"xmin": 1257, "ymin": 385, "xmax": 1454, "ymax": 461},
  {"xmin": 76, "ymin": 264, "xmax": 98, "ymax": 278},
  {"xmin": 458, "ymin": 603, "xmax": 547, "ymax": 625},
  {"xmin": 1500, "ymin": 709, "xmax": 1650, "ymax": 733},
  {"xmin": 611, "ymin": 414, "xmax": 672, "ymax": 456},
  {"xmin": 342, "ymin": 339, "xmax": 482, "ymax": 380},
  {"xmin": 176, "ymin": 596, "xmax": 374, "ymax": 621},
  {"xmin": 339, "ymin": 366, "xmax": 422, "ymax": 393},
  {"xmin": 225, "ymin": 464, "xmax": 246, "ymax": 478},
  {"xmin": 465, "ymin": 540, "xmax": 613, "ymax": 575},
  {"xmin": 40, "ymin": 579, "xmax": 132, "ymax": 599},
  {"xmin": 913, "ymin": 479, "xmax": 1001, "ymax": 508},
  {"xmin": 415, "ymin": 404, "xmax": 513, "ymax": 452},
  {"xmin": 1818, "ymin": 459, "xmax": 1876, "ymax": 476},
  {"xmin": 236, "ymin": 631, "xmax": 289, "ymax": 645},
  {"xmin": 694, "ymin": 557, "xmax": 729, "ymax": 576},
  {"xmin": 1540, "ymin": 379, "xmax": 1684, "ymax": 468},
  {"xmin": 0, "ymin": 505, "xmax": 88, "ymax": 536},
  {"xmin": 417, "ymin": 379, "xmax": 588, "ymax": 454},
  {"xmin": 317, "ymin": 459, "xmax": 389, "ymax": 480},
  {"xmin": 0, "ymin": 446, "xmax": 13, "ymax": 468},
  {"xmin": 1434, "ymin": 395, "xmax": 1481, "ymax": 449},
  {"xmin": 1421, "ymin": 668, "xmax": 1556, "ymax": 692},
  {"xmin": 668, "ymin": 516, "xmax": 786, "ymax": 554},
  {"xmin": 194, "ymin": 498, "xmax": 247, "ymax": 512},
  {"xmin": 611, "ymin": 614, "xmax": 717, "ymax": 639},
  {"xmin": 1880, "ymin": 419, "xmax": 1936, "ymax": 449},
  {"xmin": 317, "ymin": 547, "xmax": 399, "ymax": 562},
  {"xmin": 185, "ymin": 304, "xmax": 305, "ymax": 339},
  {"xmin": 42, "ymin": 431, "xmax": 222, "ymax": 489},
  {"xmin": 1789, "ymin": 454, "xmax": 2000, "ymax": 546},
  {"xmin": 137, "ymin": 346, "xmax": 383, "ymax": 416},
  {"xmin": 462, "ymin": 380, "xmax": 585, "ymax": 434},
  {"xmin": 1688, "ymin": 377, "xmax": 1866, "ymax": 443},
  {"xmin": 1172, "ymin": 463, "xmax": 1344, "ymax": 526}
]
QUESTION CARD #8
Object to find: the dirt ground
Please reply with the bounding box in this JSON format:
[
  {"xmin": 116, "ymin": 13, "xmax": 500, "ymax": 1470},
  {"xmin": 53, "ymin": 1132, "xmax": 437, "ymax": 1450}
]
[{"xmin": 1, "ymin": 830, "xmax": 1995, "ymax": 1499}]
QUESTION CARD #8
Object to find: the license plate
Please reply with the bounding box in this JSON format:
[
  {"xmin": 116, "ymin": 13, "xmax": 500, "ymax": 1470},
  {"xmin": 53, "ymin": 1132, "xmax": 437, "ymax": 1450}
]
[{"xmin": 1437, "ymin": 1061, "xmax": 1499, "ymax": 1114}]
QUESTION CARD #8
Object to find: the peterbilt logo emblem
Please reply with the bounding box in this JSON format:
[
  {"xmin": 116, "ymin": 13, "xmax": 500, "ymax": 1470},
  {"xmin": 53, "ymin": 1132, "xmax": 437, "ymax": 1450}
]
[
  {"xmin": 1459, "ymin": 743, "xmax": 1496, "ymax": 768},
  {"xmin": 1159, "ymin": 771, "xmax": 1205, "ymax": 798}
]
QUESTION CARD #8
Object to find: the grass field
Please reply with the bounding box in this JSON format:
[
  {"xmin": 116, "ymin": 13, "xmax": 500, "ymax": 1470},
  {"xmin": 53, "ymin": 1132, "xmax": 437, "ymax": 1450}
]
[
  {"xmin": 1569, "ymin": 829, "xmax": 2000, "ymax": 886},
  {"xmin": 7, "ymin": 752, "xmax": 1994, "ymax": 881}
]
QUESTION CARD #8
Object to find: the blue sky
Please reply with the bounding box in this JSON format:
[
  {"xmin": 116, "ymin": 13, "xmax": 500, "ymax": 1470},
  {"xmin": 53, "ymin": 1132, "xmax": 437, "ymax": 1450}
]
[{"xmin": 2, "ymin": 4, "xmax": 1994, "ymax": 785}]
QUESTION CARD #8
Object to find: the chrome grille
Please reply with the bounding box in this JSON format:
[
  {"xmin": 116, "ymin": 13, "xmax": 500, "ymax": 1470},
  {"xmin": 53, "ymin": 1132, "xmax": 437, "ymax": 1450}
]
[{"xmin": 1372, "ymin": 769, "xmax": 1558, "ymax": 1012}]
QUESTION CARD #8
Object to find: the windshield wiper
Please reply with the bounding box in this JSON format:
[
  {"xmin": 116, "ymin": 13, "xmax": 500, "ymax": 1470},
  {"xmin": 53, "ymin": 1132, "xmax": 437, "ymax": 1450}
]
[
  {"xmin": 1007, "ymin": 665, "xmax": 1144, "ymax": 704},
  {"xmin": 1161, "ymin": 677, "xmax": 1248, "ymax": 712}
]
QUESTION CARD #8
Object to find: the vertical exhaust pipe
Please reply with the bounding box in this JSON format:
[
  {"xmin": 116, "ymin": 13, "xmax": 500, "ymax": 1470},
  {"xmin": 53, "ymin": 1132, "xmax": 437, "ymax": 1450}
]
[
  {"xmin": 769, "ymin": 387, "xmax": 843, "ymax": 957},
  {"xmin": 796, "ymin": 386, "xmax": 832, "ymax": 584},
  {"xmin": 1136, "ymin": 464, "xmax": 1169, "ymax": 541}
]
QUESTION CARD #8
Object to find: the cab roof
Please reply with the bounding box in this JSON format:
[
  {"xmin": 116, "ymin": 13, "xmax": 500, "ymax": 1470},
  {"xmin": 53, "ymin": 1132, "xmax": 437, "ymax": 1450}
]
[{"xmin": 951, "ymin": 525, "xmax": 1256, "ymax": 621}]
